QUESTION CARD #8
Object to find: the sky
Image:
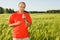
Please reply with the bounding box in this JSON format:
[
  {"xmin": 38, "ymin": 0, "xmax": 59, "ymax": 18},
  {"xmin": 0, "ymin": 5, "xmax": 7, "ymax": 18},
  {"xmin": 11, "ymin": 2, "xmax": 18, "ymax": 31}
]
[{"xmin": 0, "ymin": 0, "xmax": 60, "ymax": 11}]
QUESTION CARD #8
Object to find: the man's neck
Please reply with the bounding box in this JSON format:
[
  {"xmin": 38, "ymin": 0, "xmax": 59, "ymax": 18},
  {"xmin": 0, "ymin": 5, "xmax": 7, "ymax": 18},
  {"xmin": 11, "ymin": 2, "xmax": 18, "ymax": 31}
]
[{"xmin": 18, "ymin": 10, "xmax": 24, "ymax": 14}]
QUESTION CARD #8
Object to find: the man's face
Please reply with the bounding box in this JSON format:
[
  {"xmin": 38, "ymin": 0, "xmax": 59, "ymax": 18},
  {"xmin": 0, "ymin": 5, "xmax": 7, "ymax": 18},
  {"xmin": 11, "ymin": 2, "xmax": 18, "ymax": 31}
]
[{"xmin": 18, "ymin": 3, "xmax": 25, "ymax": 11}]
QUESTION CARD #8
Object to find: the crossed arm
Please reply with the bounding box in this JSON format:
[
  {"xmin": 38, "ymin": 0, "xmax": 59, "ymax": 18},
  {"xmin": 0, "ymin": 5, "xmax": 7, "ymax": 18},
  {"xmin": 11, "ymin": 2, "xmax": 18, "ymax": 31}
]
[
  {"xmin": 9, "ymin": 19, "xmax": 31, "ymax": 27},
  {"xmin": 9, "ymin": 21, "xmax": 22, "ymax": 27}
]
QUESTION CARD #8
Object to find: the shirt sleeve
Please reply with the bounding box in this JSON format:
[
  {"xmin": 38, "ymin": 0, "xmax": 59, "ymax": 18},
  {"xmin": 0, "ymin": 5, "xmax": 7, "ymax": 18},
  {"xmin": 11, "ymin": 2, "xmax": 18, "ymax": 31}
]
[
  {"xmin": 26, "ymin": 13, "xmax": 32, "ymax": 24},
  {"xmin": 9, "ymin": 14, "xmax": 14, "ymax": 24}
]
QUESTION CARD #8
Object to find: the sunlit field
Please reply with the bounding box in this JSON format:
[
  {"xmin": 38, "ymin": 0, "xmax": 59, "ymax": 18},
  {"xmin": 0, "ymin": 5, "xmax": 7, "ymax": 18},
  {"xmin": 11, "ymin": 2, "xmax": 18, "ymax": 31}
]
[{"xmin": 0, "ymin": 13, "xmax": 60, "ymax": 40}]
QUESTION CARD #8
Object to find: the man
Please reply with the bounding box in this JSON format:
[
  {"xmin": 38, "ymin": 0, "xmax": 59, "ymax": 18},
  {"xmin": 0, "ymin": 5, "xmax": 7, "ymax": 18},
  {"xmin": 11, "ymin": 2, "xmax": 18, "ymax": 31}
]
[{"xmin": 9, "ymin": 2, "xmax": 32, "ymax": 40}]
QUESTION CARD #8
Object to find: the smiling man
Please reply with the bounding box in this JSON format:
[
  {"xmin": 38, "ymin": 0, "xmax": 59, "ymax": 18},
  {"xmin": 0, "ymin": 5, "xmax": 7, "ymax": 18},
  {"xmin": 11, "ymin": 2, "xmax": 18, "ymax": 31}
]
[{"xmin": 9, "ymin": 2, "xmax": 32, "ymax": 40}]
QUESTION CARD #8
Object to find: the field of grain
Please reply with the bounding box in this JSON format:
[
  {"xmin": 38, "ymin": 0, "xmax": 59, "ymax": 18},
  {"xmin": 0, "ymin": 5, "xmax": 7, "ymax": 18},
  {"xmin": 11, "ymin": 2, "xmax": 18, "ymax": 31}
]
[{"xmin": 0, "ymin": 13, "xmax": 60, "ymax": 40}]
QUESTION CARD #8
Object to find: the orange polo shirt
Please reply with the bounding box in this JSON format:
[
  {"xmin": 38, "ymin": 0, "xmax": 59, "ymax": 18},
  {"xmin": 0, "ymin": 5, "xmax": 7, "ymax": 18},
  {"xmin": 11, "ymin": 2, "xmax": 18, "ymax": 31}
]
[{"xmin": 9, "ymin": 11, "xmax": 32, "ymax": 38}]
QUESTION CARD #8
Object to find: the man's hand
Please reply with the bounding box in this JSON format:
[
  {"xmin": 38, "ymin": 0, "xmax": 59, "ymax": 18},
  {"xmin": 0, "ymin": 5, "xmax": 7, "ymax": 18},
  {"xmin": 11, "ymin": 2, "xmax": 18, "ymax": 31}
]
[
  {"xmin": 22, "ymin": 14, "xmax": 26, "ymax": 19},
  {"xmin": 22, "ymin": 14, "xmax": 31, "ymax": 26},
  {"xmin": 9, "ymin": 21, "xmax": 22, "ymax": 27}
]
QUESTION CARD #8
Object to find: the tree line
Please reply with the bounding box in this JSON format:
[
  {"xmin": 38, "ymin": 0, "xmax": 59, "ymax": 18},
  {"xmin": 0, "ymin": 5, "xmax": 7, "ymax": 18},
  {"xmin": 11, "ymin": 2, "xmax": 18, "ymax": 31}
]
[
  {"xmin": 0, "ymin": 7, "xmax": 14, "ymax": 14},
  {"xmin": 29, "ymin": 10, "xmax": 60, "ymax": 13},
  {"xmin": 0, "ymin": 7, "xmax": 60, "ymax": 14}
]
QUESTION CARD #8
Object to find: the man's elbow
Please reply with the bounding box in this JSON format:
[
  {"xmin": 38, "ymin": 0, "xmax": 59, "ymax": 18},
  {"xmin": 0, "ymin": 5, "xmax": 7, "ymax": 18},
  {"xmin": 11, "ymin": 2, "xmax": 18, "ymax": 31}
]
[{"xmin": 28, "ymin": 23, "xmax": 32, "ymax": 27}]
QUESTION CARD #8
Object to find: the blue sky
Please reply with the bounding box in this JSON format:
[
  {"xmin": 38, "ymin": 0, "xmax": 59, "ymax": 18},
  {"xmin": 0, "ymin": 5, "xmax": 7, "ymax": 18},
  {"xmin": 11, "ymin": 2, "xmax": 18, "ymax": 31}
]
[{"xmin": 0, "ymin": 0, "xmax": 60, "ymax": 11}]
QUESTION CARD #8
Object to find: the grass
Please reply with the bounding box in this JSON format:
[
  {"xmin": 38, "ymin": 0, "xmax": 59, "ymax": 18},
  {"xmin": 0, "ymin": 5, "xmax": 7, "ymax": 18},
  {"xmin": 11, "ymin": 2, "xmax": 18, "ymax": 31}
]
[{"xmin": 0, "ymin": 13, "xmax": 60, "ymax": 40}]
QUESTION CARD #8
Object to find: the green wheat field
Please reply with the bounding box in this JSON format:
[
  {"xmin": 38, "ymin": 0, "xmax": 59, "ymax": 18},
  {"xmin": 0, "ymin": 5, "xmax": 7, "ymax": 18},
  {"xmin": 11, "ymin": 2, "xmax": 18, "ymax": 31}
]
[{"xmin": 0, "ymin": 13, "xmax": 60, "ymax": 40}]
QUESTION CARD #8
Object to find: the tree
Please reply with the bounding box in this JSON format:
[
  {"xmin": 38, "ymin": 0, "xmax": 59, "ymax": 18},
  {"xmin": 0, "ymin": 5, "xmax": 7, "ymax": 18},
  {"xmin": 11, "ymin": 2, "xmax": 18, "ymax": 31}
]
[
  {"xmin": 0, "ymin": 7, "xmax": 4, "ymax": 14},
  {"xmin": 8, "ymin": 8, "xmax": 14, "ymax": 13}
]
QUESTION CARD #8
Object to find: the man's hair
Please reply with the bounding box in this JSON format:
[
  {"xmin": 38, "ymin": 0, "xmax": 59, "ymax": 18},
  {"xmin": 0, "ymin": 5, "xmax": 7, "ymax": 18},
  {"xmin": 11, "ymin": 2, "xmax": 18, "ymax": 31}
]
[{"xmin": 18, "ymin": 2, "xmax": 26, "ymax": 6}]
